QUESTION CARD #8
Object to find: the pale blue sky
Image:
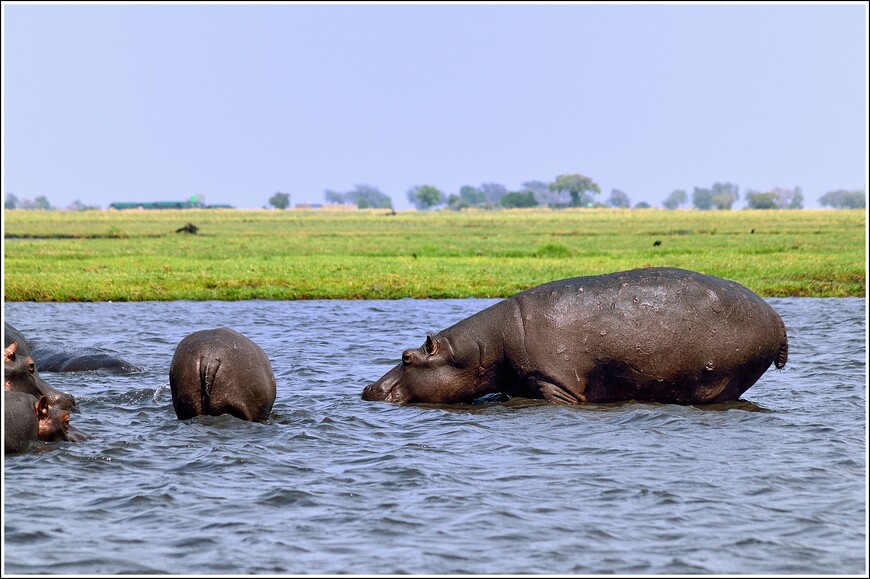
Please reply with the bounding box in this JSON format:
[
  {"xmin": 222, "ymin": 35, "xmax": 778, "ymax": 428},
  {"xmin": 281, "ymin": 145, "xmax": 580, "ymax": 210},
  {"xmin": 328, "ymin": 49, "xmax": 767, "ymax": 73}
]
[{"xmin": 2, "ymin": 2, "xmax": 867, "ymax": 210}]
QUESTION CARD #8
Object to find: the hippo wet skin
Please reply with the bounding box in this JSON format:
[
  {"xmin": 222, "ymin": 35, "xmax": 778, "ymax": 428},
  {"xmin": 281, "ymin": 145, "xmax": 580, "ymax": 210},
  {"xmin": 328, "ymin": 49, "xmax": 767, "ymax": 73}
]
[
  {"xmin": 169, "ymin": 327, "xmax": 277, "ymax": 422},
  {"xmin": 362, "ymin": 267, "xmax": 788, "ymax": 405}
]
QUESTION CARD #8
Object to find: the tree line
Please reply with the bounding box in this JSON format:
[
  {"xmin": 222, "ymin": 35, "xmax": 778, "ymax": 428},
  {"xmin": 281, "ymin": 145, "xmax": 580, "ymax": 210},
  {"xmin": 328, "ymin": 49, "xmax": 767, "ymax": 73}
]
[
  {"xmin": 271, "ymin": 174, "xmax": 865, "ymax": 211},
  {"xmin": 5, "ymin": 177, "xmax": 865, "ymax": 212}
]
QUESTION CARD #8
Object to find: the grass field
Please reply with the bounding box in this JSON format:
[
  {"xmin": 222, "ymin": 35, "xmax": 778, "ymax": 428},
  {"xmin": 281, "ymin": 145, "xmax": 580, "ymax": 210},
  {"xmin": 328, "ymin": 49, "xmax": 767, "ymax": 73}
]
[{"xmin": 2, "ymin": 208, "xmax": 866, "ymax": 301}]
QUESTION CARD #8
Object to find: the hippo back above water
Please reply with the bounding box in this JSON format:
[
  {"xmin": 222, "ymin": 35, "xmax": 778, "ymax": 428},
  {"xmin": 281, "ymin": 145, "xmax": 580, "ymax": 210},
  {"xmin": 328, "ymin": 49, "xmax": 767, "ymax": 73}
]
[
  {"xmin": 362, "ymin": 267, "xmax": 788, "ymax": 406},
  {"xmin": 169, "ymin": 327, "xmax": 277, "ymax": 422}
]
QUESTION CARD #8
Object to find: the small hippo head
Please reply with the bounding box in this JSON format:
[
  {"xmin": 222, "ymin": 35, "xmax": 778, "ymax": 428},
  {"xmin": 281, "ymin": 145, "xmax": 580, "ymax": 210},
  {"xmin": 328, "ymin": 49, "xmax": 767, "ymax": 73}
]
[
  {"xmin": 362, "ymin": 333, "xmax": 498, "ymax": 405},
  {"xmin": 32, "ymin": 394, "xmax": 86, "ymax": 443}
]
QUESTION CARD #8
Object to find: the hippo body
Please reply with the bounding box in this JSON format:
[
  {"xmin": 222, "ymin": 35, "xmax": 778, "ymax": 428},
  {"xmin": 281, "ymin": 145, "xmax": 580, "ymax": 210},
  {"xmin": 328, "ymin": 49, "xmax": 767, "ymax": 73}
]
[
  {"xmin": 362, "ymin": 267, "xmax": 788, "ymax": 405},
  {"xmin": 4, "ymin": 391, "xmax": 85, "ymax": 455},
  {"xmin": 169, "ymin": 328, "xmax": 277, "ymax": 422},
  {"xmin": 32, "ymin": 347, "xmax": 143, "ymax": 373},
  {"xmin": 4, "ymin": 391, "xmax": 40, "ymax": 454}
]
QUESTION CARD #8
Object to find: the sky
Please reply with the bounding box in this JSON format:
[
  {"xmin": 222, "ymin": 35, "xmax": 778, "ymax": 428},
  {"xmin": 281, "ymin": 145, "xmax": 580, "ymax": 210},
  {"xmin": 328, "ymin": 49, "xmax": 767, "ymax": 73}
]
[{"xmin": 2, "ymin": 2, "xmax": 867, "ymax": 211}]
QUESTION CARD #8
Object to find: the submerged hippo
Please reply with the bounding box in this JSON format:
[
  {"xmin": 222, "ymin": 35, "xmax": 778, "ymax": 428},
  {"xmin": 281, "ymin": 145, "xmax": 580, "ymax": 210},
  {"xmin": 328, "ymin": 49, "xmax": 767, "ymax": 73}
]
[
  {"xmin": 3, "ymin": 336, "xmax": 76, "ymax": 411},
  {"xmin": 5, "ymin": 321, "xmax": 141, "ymax": 374},
  {"xmin": 4, "ymin": 391, "xmax": 86, "ymax": 455},
  {"xmin": 362, "ymin": 267, "xmax": 788, "ymax": 405},
  {"xmin": 32, "ymin": 347, "xmax": 143, "ymax": 374},
  {"xmin": 169, "ymin": 328, "xmax": 277, "ymax": 422}
]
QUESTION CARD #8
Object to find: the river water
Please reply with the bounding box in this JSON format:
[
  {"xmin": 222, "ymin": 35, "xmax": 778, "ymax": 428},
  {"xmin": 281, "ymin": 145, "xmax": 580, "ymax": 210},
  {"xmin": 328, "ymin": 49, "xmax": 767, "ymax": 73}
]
[{"xmin": 2, "ymin": 298, "xmax": 866, "ymax": 575}]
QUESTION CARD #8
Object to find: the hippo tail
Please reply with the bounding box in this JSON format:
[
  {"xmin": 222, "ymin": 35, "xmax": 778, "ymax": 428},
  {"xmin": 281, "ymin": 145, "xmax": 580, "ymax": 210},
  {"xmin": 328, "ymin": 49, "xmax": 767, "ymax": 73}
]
[
  {"xmin": 200, "ymin": 357, "xmax": 220, "ymax": 411},
  {"xmin": 775, "ymin": 316, "xmax": 788, "ymax": 369}
]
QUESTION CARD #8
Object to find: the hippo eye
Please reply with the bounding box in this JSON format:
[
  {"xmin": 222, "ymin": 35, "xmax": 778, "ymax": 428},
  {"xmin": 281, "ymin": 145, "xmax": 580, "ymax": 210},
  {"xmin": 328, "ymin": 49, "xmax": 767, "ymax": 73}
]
[
  {"xmin": 402, "ymin": 351, "xmax": 413, "ymax": 365},
  {"xmin": 27, "ymin": 361, "xmax": 35, "ymax": 374}
]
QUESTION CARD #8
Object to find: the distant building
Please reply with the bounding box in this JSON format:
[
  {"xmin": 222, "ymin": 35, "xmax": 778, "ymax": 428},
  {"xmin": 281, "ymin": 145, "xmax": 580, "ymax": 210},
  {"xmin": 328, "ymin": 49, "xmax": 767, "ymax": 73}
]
[{"xmin": 108, "ymin": 201, "xmax": 234, "ymax": 210}]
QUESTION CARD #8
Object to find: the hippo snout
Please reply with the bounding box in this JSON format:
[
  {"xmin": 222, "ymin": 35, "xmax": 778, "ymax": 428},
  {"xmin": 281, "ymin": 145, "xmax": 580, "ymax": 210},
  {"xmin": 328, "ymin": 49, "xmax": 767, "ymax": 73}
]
[
  {"xmin": 361, "ymin": 380, "xmax": 389, "ymax": 401},
  {"xmin": 362, "ymin": 366, "xmax": 407, "ymax": 403}
]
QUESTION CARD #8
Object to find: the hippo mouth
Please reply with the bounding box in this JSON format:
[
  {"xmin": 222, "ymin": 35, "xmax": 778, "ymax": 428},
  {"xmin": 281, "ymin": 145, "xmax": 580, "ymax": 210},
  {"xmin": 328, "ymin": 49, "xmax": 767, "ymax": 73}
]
[{"xmin": 361, "ymin": 379, "xmax": 392, "ymax": 402}]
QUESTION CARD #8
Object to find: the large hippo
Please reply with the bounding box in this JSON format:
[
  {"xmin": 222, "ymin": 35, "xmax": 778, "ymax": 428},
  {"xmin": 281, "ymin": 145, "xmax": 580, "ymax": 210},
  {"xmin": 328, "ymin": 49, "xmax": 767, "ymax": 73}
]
[
  {"xmin": 3, "ymin": 334, "xmax": 76, "ymax": 411},
  {"xmin": 4, "ymin": 392, "xmax": 86, "ymax": 455},
  {"xmin": 362, "ymin": 267, "xmax": 788, "ymax": 405},
  {"xmin": 169, "ymin": 328, "xmax": 277, "ymax": 422}
]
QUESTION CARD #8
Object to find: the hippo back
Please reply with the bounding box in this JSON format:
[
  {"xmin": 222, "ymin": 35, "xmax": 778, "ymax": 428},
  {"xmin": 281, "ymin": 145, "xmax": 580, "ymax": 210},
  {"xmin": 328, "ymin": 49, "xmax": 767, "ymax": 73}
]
[{"xmin": 508, "ymin": 267, "xmax": 787, "ymax": 403}]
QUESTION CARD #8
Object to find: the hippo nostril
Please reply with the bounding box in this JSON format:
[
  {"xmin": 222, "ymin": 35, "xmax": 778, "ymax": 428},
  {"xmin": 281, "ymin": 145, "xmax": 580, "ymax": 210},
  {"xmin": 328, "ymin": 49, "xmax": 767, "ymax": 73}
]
[{"xmin": 362, "ymin": 383, "xmax": 381, "ymax": 401}]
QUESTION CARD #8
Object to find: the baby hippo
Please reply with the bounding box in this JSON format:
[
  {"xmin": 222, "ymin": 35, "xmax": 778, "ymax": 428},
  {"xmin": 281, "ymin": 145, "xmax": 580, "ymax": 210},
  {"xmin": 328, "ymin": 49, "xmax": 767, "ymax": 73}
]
[
  {"xmin": 169, "ymin": 328, "xmax": 276, "ymax": 422},
  {"xmin": 4, "ymin": 391, "xmax": 85, "ymax": 455}
]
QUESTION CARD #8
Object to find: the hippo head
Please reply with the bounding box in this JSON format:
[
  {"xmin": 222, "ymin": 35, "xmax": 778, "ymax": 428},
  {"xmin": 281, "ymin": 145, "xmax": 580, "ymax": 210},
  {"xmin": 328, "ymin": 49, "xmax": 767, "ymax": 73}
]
[
  {"xmin": 362, "ymin": 334, "xmax": 498, "ymax": 405},
  {"xmin": 4, "ymin": 341, "xmax": 39, "ymax": 396},
  {"xmin": 32, "ymin": 394, "xmax": 86, "ymax": 443},
  {"xmin": 4, "ymin": 341, "xmax": 76, "ymax": 411}
]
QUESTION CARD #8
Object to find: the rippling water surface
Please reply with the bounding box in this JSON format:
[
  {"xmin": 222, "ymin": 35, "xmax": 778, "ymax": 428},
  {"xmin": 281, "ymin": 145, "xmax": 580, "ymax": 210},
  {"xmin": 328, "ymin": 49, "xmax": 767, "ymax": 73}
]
[{"xmin": 2, "ymin": 298, "xmax": 866, "ymax": 574}]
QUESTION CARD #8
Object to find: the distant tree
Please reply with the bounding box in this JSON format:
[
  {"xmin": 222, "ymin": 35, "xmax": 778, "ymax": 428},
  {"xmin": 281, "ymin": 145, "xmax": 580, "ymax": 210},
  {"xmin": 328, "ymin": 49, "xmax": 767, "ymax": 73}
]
[
  {"xmin": 324, "ymin": 190, "xmax": 345, "ymax": 204},
  {"xmin": 479, "ymin": 183, "xmax": 508, "ymax": 205},
  {"xmin": 548, "ymin": 173, "xmax": 601, "ymax": 207},
  {"xmin": 459, "ymin": 185, "xmax": 486, "ymax": 206},
  {"xmin": 745, "ymin": 191, "xmax": 777, "ymax": 209},
  {"xmin": 746, "ymin": 186, "xmax": 803, "ymax": 209},
  {"xmin": 5, "ymin": 193, "xmax": 19, "ymax": 209},
  {"xmin": 634, "ymin": 201, "xmax": 651, "ymax": 209},
  {"xmin": 447, "ymin": 193, "xmax": 468, "ymax": 211},
  {"xmin": 777, "ymin": 186, "xmax": 804, "ymax": 209},
  {"xmin": 607, "ymin": 189, "xmax": 631, "ymax": 208},
  {"xmin": 33, "ymin": 195, "xmax": 52, "ymax": 210},
  {"xmin": 407, "ymin": 185, "xmax": 445, "ymax": 210},
  {"xmin": 819, "ymin": 189, "xmax": 866, "ymax": 209},
  {"xmin": 520, "ymin": 180, "xmax": 559, "ymax": 206},
  {"xmin": 269, "ymin": 192, "xmax": 291, "ymax": 210},
  {"xmin": 500, "ymin": 191, "xmax": 538, "ymax": 208},
  {"xmin": 711, "ymin": 182, "xmax": 739, "ymax": 210},
  {"xmin": 356, "ymin": 185, "xmax": 393, "ymax": 209},
  {"xmin": 692, "ymin": 187, "xmax": 714, "ymax": 210},
  {"xmin": 67, "ymin": 199, "xmax": 100, "ymax": 211},
  {"xmin": 325, "ymin": 184, "xmax": 393, "ymax": 209},
  {"xmin": 663, "ymin": 189, "xmax": 687, "ymax": 210}
]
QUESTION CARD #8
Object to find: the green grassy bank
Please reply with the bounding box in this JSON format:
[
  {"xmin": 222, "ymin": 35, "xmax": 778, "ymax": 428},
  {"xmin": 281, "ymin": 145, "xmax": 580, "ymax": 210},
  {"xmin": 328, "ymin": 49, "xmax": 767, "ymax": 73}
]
[{"xmin": 2, "ymin": 208, "xmax": 866, "ymax": 301}]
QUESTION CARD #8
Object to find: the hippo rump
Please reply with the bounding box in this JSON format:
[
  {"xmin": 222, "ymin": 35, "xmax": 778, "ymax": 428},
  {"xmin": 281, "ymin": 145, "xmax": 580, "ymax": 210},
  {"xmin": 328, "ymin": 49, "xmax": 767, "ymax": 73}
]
[
  {"xmin": 3, "ymin": 328, "xmax": 76, "ymax": 411},
  {"xmin": 169, "ymin": 328, "xmax": 277, "ymax": 422},
  {"xmin": 4, "ymin": 391, "xmax": 86, "ymax": 455},
  {"xmin": 362, "ymin": 267, "xmax": 788, "ymax": 406}
]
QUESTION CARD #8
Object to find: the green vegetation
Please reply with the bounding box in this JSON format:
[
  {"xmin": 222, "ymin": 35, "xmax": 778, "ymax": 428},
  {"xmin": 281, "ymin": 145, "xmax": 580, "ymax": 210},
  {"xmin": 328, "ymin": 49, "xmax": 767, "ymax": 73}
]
[{"xmin": 3, "ymin": 208, "xmax": 865, "ymax": 301}]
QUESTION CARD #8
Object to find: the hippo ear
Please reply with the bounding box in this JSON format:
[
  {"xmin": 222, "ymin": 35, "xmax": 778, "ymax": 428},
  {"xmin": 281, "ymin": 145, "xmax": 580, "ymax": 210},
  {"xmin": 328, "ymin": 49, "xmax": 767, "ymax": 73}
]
[
  {"xmin": 35, "ymin": 395, "xmax": 50, "ymax": 418},
  {"xmin": 4, "ymin": 341, "xmax": 18, "ymax": 362},
  {"xmin": 424, "ymin": 334, "xmax": 438, "ymax": 356}
]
